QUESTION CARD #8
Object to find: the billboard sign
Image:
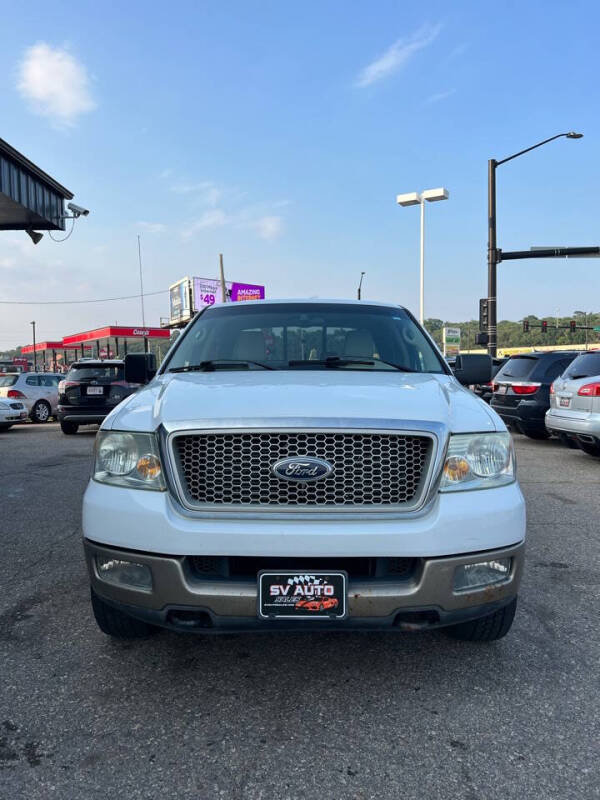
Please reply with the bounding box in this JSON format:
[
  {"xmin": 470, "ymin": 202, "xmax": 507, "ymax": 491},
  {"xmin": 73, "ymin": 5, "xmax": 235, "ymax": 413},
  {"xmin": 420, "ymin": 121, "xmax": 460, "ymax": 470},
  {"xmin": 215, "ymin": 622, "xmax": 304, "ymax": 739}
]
[
  {"xmin": 169, "ymin": 278, "xmax": 191, "ymax": 323},
  {"xmin": 192, "ymin": 278, "xmax": 265, "ymax": 309},
  {"xmin": 443, "ymin": 326, "xmax": 461, "ymax": 358}
]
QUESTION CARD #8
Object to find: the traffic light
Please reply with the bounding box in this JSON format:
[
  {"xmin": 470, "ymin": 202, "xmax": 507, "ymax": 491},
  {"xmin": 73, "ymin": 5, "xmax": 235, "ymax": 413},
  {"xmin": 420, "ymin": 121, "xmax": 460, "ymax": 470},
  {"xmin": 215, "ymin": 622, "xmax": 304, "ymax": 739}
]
[
  {"xmin": 523, "ymin": 320, "xmax": 530, "ymax": 333},
  {"xmin": 479, "ymin": 298, "xmax": 489, "ymax": 330},
  {"xmin": 541, "ymin": 320, "xmax": 548, "ymax": 333},
  {"xmin": 570, "ymin": 320, "xmax": 577, "ymax": 332}
]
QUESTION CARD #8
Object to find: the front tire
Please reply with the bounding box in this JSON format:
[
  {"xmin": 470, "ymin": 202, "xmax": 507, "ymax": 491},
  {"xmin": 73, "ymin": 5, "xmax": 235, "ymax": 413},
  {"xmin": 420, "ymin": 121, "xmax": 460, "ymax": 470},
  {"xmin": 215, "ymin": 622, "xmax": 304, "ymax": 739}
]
[
  {"xmin": 578, "ymin": 441, "xmax": 600, "ymax": 457},
  {"xmin": 60, "ymin": 420, "xmax": 79, "ymax": 435},
  {"xmin": 445, "ymin": 597, "xmax": 517, "ymax": 642},
  {"xmin": 91, "ymin": 589, "xmax": 154, "ymax": 639},
  {"xmin": 0, "ymin": 424, "xmax": 12, "ymax": 431},
  {"xmin": 31, "ymin": 400, "xmax": 51, "ymax": 423}
]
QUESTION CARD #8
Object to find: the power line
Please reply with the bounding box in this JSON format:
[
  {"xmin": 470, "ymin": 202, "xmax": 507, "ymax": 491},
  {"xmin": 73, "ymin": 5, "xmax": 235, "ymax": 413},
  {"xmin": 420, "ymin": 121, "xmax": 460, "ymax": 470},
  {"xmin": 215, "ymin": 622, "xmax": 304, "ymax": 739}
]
[{"xmin": 0, "ymin": 289, "xmax": 168, "ymax": 306}]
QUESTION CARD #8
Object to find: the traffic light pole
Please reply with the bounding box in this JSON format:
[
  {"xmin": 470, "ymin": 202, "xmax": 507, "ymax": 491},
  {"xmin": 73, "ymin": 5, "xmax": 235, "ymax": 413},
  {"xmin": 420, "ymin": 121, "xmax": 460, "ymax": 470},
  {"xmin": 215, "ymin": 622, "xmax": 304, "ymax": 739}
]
[{"xmin": 487, "ymin": 159, "xmax": 498, "ymax": 357}]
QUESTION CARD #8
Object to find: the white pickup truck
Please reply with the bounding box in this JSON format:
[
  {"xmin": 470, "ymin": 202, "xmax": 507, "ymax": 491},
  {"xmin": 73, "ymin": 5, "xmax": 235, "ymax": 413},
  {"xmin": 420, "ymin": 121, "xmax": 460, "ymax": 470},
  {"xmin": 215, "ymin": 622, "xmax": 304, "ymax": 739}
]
[{"xmin": 83, "ymin": 300, "xmax": 525, "ymax": 642}]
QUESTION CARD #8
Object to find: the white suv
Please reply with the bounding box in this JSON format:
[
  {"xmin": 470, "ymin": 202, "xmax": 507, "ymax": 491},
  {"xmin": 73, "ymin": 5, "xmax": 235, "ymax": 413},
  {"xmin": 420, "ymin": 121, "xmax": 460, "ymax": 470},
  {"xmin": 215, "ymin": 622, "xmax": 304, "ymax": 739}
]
[
  {"xmin": 0, "ymin": 372, "xmax": 62, "ymax": 422},
  {"xmin": 83, "ymin": 300, "xmax": 525, "ymax": 643}
]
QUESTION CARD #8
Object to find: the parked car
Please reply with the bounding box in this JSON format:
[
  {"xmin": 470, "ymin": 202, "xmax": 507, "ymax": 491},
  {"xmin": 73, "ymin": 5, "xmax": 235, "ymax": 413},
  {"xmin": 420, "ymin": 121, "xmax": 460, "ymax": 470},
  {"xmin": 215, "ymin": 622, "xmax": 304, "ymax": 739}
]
[
  {"xmin": 83, "ymin": 300, "xmax": 524, "ymax": 644},
  {"xmin": 473, "ymin": 357, "xmax": 508, "ymax": 403},
  {"xmin": 490, "ymin": 351, "xmax": 579, "ymax": 439},
  {"xmin": 0, "ymin": 399, "xmax": 28, "ymax": 430},
  {"xmin": 0, "ymin": 372, "xmax": 62, "ymax": 422},
  {"xmin": 57, "ymin": 359, "xmax": 139, "ymax": 435},
  {"xmin": 545, "ymin": 350, "xmax": 600, "ymax": 457}
]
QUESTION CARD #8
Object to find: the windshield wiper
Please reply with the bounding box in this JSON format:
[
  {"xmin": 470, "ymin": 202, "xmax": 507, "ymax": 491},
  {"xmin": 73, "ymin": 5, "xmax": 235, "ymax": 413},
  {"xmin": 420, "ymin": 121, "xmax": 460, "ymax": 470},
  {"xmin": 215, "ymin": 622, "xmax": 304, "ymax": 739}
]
[
  {"xmin": 288, "ymin": 357, "xmax": 375, "ymax": 368},
  {"xmin": 287, "ymin": 356, "xmax": 417, "ymax": 371},
  {"xmin": 168, "ymin": 359, "xmax": 275, "ymax": 373}
]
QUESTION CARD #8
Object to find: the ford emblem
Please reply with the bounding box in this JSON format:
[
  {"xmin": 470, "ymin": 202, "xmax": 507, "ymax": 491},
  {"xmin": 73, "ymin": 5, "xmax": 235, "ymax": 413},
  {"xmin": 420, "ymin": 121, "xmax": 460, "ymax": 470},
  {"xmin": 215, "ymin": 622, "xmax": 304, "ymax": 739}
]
[{"xmin": 272, "ymin": 457, "xmax": 334, "ymax": 482}]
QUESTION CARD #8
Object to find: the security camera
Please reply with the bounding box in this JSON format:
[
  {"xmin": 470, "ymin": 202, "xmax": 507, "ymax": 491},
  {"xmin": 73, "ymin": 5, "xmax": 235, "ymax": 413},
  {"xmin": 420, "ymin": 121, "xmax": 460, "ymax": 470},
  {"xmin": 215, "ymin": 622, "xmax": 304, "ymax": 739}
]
[{"xmin": 67, "ymin": 202, "xmax": 90, "ymax": 217}]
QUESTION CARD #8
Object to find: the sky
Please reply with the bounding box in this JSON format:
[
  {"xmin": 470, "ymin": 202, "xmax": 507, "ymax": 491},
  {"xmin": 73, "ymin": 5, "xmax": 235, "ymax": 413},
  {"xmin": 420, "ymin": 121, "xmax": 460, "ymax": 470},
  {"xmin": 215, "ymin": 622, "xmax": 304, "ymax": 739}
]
[{"xmin": 1, "ymin": 0, "xmax": 599, "ymax": 350}]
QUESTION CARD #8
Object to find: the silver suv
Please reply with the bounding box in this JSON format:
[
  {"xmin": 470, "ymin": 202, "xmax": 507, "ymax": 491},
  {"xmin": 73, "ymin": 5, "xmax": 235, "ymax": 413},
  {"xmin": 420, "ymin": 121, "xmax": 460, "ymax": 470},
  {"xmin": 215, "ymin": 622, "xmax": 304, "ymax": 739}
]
[
  {"xmin": 546, "ymin": 351, "xmax": 600, "ymax": 457},
  {"xmin": 0, "ymin": 372, "xmax": 62, "ymax": 423}
]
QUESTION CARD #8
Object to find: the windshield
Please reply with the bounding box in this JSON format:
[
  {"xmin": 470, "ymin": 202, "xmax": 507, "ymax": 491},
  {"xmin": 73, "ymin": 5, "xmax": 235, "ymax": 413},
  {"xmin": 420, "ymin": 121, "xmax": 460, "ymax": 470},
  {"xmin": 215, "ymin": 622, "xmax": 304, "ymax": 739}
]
[
  {"xmin": 164, "ymin": 303, "xmax": 446, "ymax": 373},
  {"xmin": 0, "ymin": 375, "xmax": 19, "ymax": 387},
  {"xmin": 66, "ymin": 365, "xmax": 125, "ymax": 382}
]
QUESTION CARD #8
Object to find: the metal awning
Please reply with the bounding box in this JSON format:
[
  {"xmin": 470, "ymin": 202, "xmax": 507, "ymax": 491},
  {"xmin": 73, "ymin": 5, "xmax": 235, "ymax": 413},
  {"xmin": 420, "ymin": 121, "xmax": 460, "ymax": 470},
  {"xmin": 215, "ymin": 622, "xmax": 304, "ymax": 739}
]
[{"xmin": 0, "ymin": 137, "xmax": 73, "ymax": 231}]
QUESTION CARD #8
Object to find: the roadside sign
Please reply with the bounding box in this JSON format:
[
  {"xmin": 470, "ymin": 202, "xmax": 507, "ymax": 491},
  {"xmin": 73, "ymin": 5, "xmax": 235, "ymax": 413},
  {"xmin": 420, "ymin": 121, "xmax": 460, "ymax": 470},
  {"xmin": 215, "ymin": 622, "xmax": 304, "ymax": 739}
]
[{"xmin": 443, "ymin": 326, "xmax": 461, "ymax": 358}]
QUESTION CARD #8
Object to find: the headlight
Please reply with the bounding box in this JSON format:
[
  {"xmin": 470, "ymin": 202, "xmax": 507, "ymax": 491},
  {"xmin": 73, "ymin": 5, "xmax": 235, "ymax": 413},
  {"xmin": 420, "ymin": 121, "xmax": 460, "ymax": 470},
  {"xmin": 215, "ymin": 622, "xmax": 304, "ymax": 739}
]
[
  {"xmin": 93, "ymin": 431, "xmax": 166, "ymax": 491},
  {"xmin": 439, "ymin": 432, "xmax": 515, "ymax": 492}
]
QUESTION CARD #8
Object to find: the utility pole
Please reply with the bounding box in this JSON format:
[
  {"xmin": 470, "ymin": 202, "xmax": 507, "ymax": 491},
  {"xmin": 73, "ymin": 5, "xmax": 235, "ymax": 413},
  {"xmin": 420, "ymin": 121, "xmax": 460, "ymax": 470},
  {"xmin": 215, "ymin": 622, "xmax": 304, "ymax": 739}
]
[
  {"xmin": 30, "ymin": 321, "xmax": 37, "ymax": 371},
  {"xmin": 137, "ymin": 235, "xmax": 146, "ymax": 326},
  {"xmin": 219, "ymin": 253, "xmax": 227, "ymax": 302}
]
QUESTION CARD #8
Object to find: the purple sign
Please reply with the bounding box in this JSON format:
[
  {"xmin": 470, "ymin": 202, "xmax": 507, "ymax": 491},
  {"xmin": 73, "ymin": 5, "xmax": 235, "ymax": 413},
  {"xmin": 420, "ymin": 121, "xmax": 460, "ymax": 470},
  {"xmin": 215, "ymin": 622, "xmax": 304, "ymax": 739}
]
[{"xmin": 230, "ymin": 282, "xmax": 265, "ymax": 302}]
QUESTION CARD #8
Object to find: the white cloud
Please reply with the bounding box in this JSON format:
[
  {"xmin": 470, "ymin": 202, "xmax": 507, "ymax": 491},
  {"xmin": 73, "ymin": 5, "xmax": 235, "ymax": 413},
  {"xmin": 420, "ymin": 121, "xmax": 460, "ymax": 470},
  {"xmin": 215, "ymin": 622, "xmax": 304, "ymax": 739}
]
[
  {"xmin": 424, "ymin": 88, "xmax": 456, "ymax": 105},
  {"xmin": 251, "ymin": 216, "xmax": 283, "ymax": 241},
  {"xmin": 137, "ymin": 221, "xmax": 166, "ymax": 234},
  {"xmin": 182, "ymin": 209, "xmax": 228, "ymax": 238},
  {"xmin": 355, "ymin": 24, "xmax": 442, "ymax": 88},
  {"xmin": 17, "ymin": 43, "xmax": 96, "ymax": 126},
  {"xmin": 170, "ymin": 180, "xmax": 222, "ymax": 207}
]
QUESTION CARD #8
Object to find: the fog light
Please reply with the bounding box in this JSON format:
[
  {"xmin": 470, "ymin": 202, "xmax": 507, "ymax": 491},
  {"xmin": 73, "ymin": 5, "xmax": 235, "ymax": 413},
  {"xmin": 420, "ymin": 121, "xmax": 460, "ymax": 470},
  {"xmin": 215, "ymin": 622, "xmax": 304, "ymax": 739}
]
[
  {"xmin": 453, "ymin": 559, "xmax": 511, "ymax": 592},
  {"xmin": 96, "ymin": 556, "xmax": 152, "ymax": 590}
]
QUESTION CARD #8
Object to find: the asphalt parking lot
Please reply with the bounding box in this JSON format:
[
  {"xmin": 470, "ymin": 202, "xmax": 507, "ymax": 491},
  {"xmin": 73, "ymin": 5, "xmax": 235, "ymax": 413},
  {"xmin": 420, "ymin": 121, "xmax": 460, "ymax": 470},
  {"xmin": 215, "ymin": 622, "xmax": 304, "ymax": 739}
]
[{"xmin": 1, "ymin": 424, "xmax": 599, "ymax": 799}]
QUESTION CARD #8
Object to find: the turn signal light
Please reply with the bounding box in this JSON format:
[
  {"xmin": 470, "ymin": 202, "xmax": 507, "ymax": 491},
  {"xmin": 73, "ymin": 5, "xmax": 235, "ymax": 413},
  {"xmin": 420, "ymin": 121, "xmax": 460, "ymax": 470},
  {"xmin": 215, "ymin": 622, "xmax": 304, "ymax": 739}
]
[
  {"xmin": 577, "ymin": 382, "xmax": 600, "ymax": 397},
  {"xmin": 443, "ymin": 456, "xmax": 470, "ymax": 483},
  {"xmin": 550, "ymin": 383, "xmax": 555, "ymax": 395},
  {"xmin": 512, "ymin": 383, "xmax": 541, "ymax": 395},
  {"xmin": 7, "ymin": 390, "xmax": 26, "ymax": 398}
]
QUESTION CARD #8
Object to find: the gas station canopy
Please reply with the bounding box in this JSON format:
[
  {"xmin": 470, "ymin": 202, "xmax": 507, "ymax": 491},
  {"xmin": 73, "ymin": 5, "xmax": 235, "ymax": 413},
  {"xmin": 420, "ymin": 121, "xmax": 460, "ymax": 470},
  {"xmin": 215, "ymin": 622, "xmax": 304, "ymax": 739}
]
[{"xmin": 0, "ymin": 137, "xmax": 73, "ymax": 231}]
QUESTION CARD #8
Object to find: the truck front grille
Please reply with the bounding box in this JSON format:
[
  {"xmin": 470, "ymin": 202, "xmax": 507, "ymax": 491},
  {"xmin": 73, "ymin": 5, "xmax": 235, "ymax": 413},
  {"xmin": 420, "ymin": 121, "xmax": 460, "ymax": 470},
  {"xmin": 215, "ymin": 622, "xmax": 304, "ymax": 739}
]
[{"xmin": 171, "ymin": 431, "xmax": 432, "ymax": 509}]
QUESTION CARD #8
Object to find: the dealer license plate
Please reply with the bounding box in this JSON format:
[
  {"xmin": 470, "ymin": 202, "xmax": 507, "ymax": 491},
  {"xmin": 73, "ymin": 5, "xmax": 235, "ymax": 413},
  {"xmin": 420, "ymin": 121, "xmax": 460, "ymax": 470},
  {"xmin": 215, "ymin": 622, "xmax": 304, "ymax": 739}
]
[
  {"xmin": 559, "ymin": 397, "xmax": 570, "ymax": 408},
  {"xmin": 258, "ymin": 571, "xmax": 347, "ymax": 620},
  {"xmin": 87, "ymin": 386, "xmax": 103, "ymax": 395}
]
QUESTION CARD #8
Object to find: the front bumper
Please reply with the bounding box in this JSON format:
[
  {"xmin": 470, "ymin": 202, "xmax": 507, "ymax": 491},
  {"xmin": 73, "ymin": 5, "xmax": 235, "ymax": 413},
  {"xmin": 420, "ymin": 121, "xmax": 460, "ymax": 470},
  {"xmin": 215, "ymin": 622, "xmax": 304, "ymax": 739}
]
[{"xmin": 84, "ymin": 539, "xmax": 524, "ymax": 634}]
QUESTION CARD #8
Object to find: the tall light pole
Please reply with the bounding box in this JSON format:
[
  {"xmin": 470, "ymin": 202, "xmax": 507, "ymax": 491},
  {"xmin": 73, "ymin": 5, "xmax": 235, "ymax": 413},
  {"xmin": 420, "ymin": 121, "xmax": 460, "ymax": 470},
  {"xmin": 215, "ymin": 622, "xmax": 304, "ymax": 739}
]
[
  {"xmin": 397, "ymin": 187, "xmax": 449, "ymax": 325},
  {"xmin": 137, "ymin": 235, "xmax": 146, "ymax": 326},
  {"xmin": 357, "ymin": 271, "xmax": 366, "ymax": 300},
  {"xmin": 30, "ymin": 321, "xmax": 37, "ymax": 372},
  {"xmin": 487, "ymin": 131, "xmax": 583, "ymax": 356}
]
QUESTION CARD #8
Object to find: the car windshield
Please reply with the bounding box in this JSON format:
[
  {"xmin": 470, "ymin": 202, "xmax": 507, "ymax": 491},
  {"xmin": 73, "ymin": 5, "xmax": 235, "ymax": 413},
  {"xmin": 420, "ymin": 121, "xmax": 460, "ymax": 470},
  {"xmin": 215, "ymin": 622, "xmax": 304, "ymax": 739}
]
[
  {"xmin": 563, "ymin": 352, "xmax": 600, "ymax": 379},
  {"xmin": 0, "ymin": 374, "xmax": 19, "ymax": 387},
  {"xmin": 164, "ymin": 303, "xmax": 447, "ymax": 373},
  {"xmin": 67, "ymin": 365, "xmax": 124, "ymax": 382}
]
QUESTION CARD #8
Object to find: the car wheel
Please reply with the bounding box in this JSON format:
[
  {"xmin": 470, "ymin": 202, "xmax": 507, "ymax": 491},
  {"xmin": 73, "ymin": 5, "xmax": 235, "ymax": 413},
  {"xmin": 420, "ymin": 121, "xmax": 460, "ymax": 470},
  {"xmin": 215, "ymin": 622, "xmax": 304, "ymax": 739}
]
[
  {"xmin": 31, "ymin": 400, "xmax": 51, "ymax": 423},
  {"xmin": 0, "ymin": 424, "xmax": 12, "ymax": 431},
  {"xmin": 578, "ymin": 441, "xmax": 600, "ymax": 458},
  {"xmin": 60, "ymin": 421, "xmax": 79, "ymax": 435},
  {"xmin": 445, "ymin": 597, "xmax": 517, "ymax": 642},
  {"xmin": 522, "ymin": 427, "xmax": 550, "ymax": 440},
  {"xmin": 91, "ymin": 589, "xmax": 155, "ymax": 639}
]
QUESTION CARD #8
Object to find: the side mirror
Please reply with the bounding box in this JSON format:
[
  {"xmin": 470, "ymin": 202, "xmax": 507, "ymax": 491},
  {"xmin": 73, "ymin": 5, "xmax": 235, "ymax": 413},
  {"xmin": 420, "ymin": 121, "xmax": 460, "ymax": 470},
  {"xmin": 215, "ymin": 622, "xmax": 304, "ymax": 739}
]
[
  {"xmin": 453, "ymin": 354, "xmax": 492, "ymax": 386},
  {"xmin": 124, "ymin": 353, "xmax": 156, "ymax": 384}
]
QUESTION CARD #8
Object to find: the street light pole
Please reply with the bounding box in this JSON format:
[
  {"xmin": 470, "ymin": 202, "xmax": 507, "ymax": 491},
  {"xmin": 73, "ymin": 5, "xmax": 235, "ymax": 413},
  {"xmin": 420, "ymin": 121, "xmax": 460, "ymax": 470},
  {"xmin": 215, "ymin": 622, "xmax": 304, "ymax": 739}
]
[
  {"xmin": 397, "ymin": 187, "xmax": 449, "ymax": 326},
  {"xmin": 357, "ymin": 271, "xmax": 366, "ymax": 300},
  {"xmin": 487, "ymin": 132, "xmax": 583, "ymax": 357},
  {"xmin": 30, "ymin": 320, "xmax": 37, "ymax": 372}
]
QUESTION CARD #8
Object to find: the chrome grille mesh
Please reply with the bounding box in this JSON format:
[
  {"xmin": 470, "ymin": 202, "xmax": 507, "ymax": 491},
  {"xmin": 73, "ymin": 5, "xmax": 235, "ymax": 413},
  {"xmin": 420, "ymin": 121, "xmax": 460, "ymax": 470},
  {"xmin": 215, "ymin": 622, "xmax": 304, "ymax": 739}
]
[{"xmin": 172, "ymin": 431, "xmax": 431, "ymax": 508}]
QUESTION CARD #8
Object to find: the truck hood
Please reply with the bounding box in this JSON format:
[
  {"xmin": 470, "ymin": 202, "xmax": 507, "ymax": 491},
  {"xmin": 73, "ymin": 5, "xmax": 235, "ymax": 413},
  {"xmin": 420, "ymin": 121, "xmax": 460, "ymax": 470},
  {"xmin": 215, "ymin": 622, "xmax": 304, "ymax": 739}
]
[{"xmin": 104, "ymin": 370, "xmax": 501, "ymax": 434}]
